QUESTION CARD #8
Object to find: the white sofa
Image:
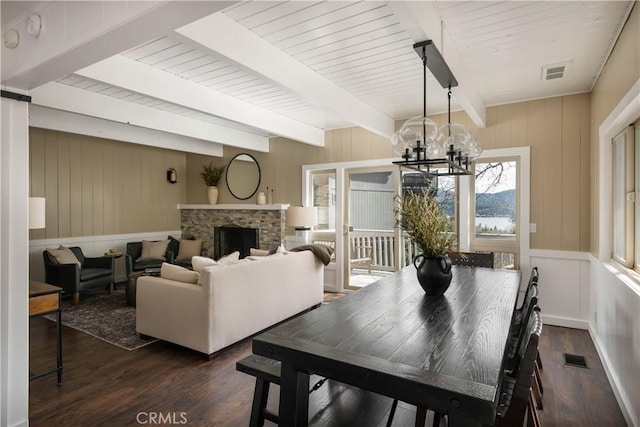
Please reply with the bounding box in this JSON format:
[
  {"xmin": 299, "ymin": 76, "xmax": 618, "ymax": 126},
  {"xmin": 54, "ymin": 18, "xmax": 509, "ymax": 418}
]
[{"xmin": 136, "ymin": 250, "xmax": 324, "ymax": 357}]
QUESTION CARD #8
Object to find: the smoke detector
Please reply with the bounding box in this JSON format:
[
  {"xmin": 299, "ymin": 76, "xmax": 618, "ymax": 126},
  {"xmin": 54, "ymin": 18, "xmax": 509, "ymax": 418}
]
[{"xmin": 541, "ymin": 61, "xmax": 571, "ymax": 81}]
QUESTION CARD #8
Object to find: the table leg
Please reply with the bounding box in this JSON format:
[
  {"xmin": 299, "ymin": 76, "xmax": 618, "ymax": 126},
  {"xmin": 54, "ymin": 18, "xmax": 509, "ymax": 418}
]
[
  {"xmin": 56, "ymin": 306, "xmax": 62, "ymax": 385},
  {"xmin": 279, "ymin": 362, "xmax": 309, "ymax": 426}
]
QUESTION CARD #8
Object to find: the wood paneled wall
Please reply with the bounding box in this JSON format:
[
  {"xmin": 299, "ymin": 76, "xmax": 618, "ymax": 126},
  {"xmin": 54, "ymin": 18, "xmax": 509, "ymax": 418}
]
[
  {"xmin": 187, "ymin": 93, "xmax": 590, "ymax": 252},
  {"xmin": 29, "ymin": 128, "xmax": 186, "ymax": 239},
  {"xmin": 433, "ymin": 94, "xmax": 591, "ymax": 252},
  {"xmin": 590, "ymin": 3, "xmax": 640, "ymax": 254}
]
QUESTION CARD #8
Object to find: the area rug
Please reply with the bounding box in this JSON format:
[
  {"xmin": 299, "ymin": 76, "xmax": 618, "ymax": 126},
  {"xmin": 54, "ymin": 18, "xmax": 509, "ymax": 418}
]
[
  {"xmin": 323, "ymin": 291, "xmax": 348, "ymax": 304},
  {"xmin": 44, "ymin": 288, "xmax": 157, "ymax": 351}
]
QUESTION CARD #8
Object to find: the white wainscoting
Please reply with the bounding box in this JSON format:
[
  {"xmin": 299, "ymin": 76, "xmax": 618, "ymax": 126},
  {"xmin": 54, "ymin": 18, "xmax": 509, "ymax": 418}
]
[
  {"xmin": 30, "ymin": 230, "xmax": 182, "ymax": 283},
  {"xmin": 528, "ymin": 250, "xmax": 638, "ymax": 425},
  {"xmin": 529, "ymin": 249, "xmax": 590, "ymax": 329},
  {"xmin": 589, "ymin": 256, "xmax": 640, "ymax": 427}
]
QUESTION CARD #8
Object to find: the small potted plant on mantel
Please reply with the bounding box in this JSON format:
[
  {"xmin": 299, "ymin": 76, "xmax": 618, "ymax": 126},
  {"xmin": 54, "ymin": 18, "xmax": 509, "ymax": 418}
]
[
  {"xmin": 201, "ymin": 162, "xmax": 226, "ymax": 205},
  {"xmin": 395, "ymin": 190, "xmax": 457, "ymax": 296}
]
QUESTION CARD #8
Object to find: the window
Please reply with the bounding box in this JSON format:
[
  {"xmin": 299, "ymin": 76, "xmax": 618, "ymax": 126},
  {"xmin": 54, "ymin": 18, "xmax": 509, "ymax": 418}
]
[
  {"xmin": 473, "ymin": 161, "xmax": 517, "ymax": 239},
  {"xmin": 612, "ymin": 125, "xmax": 637, "ymax": 268}
]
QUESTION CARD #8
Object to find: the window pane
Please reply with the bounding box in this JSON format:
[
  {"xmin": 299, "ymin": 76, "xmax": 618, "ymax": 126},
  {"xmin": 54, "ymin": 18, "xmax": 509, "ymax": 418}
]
[
  {"xmin": 474, "ymin": 161, "xmax": 516, "ymax": 238},
  {"xmin": 401, "ymin": 169, "xmax": 456, "ymax": 265},
  {"xmin": 349, "ymin": 171, "xmax": 394, "ymax": 230},
  {"xmin": 312, "ymin": 172, "xmax": 336, "ymax": 231},
  {"xmin": 612, "ymin": 134, "xmax": 626, "ymax": 261}
]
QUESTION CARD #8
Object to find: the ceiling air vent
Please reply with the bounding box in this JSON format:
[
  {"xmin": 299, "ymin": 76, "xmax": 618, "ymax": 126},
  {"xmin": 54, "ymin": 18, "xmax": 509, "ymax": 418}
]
[{"xmin": 541, "ymin": 61, "xmax": 571, "ymax": 81}]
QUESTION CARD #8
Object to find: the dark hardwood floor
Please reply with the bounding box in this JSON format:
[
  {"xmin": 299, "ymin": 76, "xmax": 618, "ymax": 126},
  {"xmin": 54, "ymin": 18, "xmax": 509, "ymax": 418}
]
[{"xmin": 29, "ymin": 316, "xmax": 627, "ymax": 426}]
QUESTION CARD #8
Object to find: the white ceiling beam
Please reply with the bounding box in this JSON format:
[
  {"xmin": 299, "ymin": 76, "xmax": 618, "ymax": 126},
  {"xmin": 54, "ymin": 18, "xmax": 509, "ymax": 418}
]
[
  {"xmin": 30, "ymin": 82, "xmax": 270, "ymax": 152},
  {"xmin": 2, "ymin": 1, "xmax": 238, "ymax": 91},
  {"xmin": 387, "ymin": 2, "xmax": 487, "ymax": 128},
  {"xmin": 75, "ymin": 55, "xmax": 324, "ymax": 147},
  {"xmin": 29, "ymin": 105, "xmax": 224, "ymax": 157},
  {"xmin": 175, "ymin": 13, "xmax": 395, "ymax": 138}
]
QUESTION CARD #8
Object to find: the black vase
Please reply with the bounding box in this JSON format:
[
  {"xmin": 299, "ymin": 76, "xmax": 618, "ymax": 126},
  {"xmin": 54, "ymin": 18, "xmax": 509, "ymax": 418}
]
[{"xmin": 413, "ymin": 254, "xmax": 453, "ymax": 296}]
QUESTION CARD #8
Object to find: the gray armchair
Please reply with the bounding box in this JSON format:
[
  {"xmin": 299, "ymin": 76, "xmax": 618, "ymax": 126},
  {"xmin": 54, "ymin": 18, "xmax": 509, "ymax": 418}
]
[
  {"xmin": 125, "ymin": 241, "xmax": 175, "ymax": 277},
  {"xmin": 43, "ymin": 247, "xmax": 115, "ymax": 304}
]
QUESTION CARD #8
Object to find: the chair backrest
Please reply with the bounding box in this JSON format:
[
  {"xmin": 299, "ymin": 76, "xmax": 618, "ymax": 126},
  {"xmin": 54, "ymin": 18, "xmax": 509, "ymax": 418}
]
[
  {"xmin": 69, "ymin": 246, "xmax": 85, "ymax": 265},
  {"xmin": 126, "ymin": 242, "xmax": 143, "ymax": 259},
  {"xmin": 449, "ymin": 251, "xmax": 494, "ymax": 268},
  {"xmin": 515, "ymin": 307, "xmax": 542, "ymax": 385},
  {"xmin": 512, "ymin": 286, "xmax": 538, "ymax": 371},
  {"xmin": 497, "ymin": 308, "xmax": 542, "ymax": 425},
  {"xmin": 518, "ymin": 267, "xmax": 539, "ymax": 311},
  {"xmin": 528, "ymin": 266, "xmax": 539, "ymax": 286}
]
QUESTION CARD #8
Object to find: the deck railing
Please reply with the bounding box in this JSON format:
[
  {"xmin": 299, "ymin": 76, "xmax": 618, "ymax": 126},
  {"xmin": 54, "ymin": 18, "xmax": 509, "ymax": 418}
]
[{"xmin": 311, "ymin": 230, "xmax": 517, "ymax": 271}]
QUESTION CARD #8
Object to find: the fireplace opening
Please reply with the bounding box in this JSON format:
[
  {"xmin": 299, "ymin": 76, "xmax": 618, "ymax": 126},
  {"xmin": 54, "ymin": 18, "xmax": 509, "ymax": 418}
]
[{"xmin": 214, "ymin": 225, "xmax": 259, "ymax": 260}]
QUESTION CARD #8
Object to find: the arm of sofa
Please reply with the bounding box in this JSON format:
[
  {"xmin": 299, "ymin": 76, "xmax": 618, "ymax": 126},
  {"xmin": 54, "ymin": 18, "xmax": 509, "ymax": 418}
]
[{"xmin": 136, "ymin": 276, "xmax": 211, "ymax": 354}]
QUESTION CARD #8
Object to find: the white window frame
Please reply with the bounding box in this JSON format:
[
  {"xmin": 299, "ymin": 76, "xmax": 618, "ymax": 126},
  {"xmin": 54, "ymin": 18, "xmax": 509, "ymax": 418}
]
[
  {"xmin": 597, "ymin": 78, "xmax": 640, "ymax": 289},
  {"xmin": 635, "ymin": 123, "xmax": 640, "ymax": 272},
  {"xmin": 459, "ymin": 147, "xmax": 530, "ymax": 273},
  {"xmin": 611, "ymin": 126, "xmax": 635, "ymax": 268}
]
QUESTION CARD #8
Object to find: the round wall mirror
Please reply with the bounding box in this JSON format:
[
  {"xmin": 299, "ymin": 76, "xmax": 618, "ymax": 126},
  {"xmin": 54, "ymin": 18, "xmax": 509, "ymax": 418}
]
[{"xmin": 226, "ymin": 153, "xmax": 261, "ymax": 200}]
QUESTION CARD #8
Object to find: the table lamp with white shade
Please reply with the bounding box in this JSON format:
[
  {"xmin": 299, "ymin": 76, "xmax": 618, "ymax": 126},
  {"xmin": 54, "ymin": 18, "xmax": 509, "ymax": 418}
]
[
  {"xmin": 29, "ymin": 197, "xmax": 46, "ymax": 229},
  {"xmin": 287, "ymin": 206, "xmax": 316, "ymax": 245}
]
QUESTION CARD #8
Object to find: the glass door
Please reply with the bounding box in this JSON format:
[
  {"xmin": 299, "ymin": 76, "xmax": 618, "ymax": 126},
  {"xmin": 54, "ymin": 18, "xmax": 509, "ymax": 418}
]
[
  {"xmin": 308, "ymin": 170, "xmax": 338, "ymax": 290},
  {"xmin": 470, "ymin": 158, "xmax": 520, "ymax": 269},
  {"xmin": 344, "ymin": 166, "xmax": 400, "ymax": 290}
]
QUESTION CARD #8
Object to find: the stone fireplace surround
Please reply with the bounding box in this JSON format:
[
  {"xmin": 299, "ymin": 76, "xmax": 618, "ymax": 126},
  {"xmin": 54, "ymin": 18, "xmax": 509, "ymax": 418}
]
[{"xmin": 179, "ymin": 204, "xmax": 289, "ymax": 259}]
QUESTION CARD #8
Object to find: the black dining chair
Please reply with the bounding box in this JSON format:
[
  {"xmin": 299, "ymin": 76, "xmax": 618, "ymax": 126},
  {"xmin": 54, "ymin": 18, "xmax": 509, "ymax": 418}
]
[
  {"xmin": 496, "ymin": 307, "xmax": 543, "ymax": 427},
  {"xmin": 448, "ymin": 251, "xmax": 494, "ymax": 268},
  {"xmin": 517, "ymin": 267, "xmax": 544, "ymax": 389},
  {"xmin": 505, "ymin": 287, "xmax": 543, "ymax": 410}
]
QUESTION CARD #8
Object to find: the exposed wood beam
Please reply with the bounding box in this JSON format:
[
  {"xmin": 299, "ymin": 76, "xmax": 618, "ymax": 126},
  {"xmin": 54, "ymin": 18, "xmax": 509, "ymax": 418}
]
[
  {"xmin": 175, "ymin": 13, "xmax": 395, "ymax": 138},
  {"xmin": 30, "ymin": 82, "xmax": 269, "ymax": 152},
  {"xmin": 75, "ymin": 55, "xmax": 324, "ymax": 147},
  {"xmin": 387, "ymin": 2, "xmax": 487, "ymax": 128},
  {"xmin": 29, "ymin": 105, "xmax": 224, "ymax": 157},
  {"xmin": 2, "ymin": 1, "xmax": 238, "ymax": 91}
]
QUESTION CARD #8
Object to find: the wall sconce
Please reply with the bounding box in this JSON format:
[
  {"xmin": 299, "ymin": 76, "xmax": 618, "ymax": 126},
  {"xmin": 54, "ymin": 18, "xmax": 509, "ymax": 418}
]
[{"xmin": 166, "ymin": 168, "xmax": 177, "ymax": 184}]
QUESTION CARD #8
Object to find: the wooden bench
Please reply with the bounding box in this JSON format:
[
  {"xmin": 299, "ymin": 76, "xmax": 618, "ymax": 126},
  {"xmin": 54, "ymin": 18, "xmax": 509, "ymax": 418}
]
[
  {"xmin": 237, "ymin": 354, "xmax": 282, "ymax": 427},
  {"xmin": 237, "ymin": 354, "xmax": 328, "ymax": 426}
]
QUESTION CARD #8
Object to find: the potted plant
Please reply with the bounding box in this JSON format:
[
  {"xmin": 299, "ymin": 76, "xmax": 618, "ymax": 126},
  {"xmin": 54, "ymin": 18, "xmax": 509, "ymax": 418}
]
[
  {"xmin": 395, "ymin": 190, "xmax": 457, "ymax": 296},
  {"xmin": 201, "ymin": 162, "xmax": 225, "ymax": 204}
]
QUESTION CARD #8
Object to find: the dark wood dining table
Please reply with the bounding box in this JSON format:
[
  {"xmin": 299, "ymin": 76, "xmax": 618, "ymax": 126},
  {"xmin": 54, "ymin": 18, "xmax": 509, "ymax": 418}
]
[{"xmin": 252, "ymin": 265, "xmax": 521, "ymax": 427}]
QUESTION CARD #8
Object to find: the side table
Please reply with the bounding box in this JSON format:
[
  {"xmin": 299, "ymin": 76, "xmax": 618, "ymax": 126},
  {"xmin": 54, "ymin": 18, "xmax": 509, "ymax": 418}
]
[{"xmin": 29, "ymin": 280, "xmax": 63, "ymax": 385}]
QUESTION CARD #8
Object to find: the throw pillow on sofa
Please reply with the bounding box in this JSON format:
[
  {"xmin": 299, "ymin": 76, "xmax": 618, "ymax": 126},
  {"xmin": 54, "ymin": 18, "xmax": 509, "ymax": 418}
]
[
  {"xmin": 46, "ymin": 245, "xmax": 81, "ymax": 267},
  {"xmin": 218, "ymin": 251, "xmax": 240, "ymax": 265},
  {"xmin": 250, "ymin": 248, "xmax": 270, "ymax": 257},
  {"xmin": 138, "ymin": 240, "xmax": 170, "ymax": 261},
  {"xmin": 160, "ymin": 263, "xmax": 199, "ymax": 284},
  {"xmin": 192, "ymin": 256, "xmax": 217, "ymax": 274},
  {"xmin": 177, "ymin": 239, "xmax": 202, "ymax": 262}
]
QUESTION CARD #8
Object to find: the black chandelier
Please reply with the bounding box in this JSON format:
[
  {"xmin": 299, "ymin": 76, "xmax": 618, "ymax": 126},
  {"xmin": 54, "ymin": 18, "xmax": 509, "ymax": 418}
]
[{"xmin": 391, "ymin": 40, "xmax": 481, "ymax": 176}]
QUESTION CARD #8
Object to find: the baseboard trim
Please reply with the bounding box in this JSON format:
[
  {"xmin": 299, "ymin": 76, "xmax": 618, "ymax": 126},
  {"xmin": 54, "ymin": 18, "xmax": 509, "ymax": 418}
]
[
  {"xmin": 588, "ymin": 323, "xmax": 636, "ymax": 427},
  {"xmin": 541, "ymin": 314, "xmax": 588, "ymax": 330}
]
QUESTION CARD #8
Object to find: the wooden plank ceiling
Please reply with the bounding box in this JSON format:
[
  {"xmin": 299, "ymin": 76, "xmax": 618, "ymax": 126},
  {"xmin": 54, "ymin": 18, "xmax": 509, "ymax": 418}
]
[{"xmin": 12, "ymin": 0, "xmax": 633, "ymax": 150}]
